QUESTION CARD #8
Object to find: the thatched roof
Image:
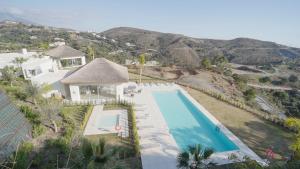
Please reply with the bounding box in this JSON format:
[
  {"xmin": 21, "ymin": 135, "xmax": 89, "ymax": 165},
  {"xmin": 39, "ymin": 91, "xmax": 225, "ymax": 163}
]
[
  {"xmin": 61, "ymin": 58, "xmax": 129, "ymax": 84},
  {"xmin": 46, "ymin": 45, "xmax": 84, "ymax": 58}
]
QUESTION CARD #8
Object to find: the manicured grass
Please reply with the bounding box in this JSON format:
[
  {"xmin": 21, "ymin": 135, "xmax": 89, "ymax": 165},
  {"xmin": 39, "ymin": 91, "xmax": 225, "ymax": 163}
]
[
  {"xmin": 61, "ymin": 105, "xmax": 89, "ymax": 129},
  {"xmin": 186, "ymin": 87, "xmax": 293, "ymax": 160}
]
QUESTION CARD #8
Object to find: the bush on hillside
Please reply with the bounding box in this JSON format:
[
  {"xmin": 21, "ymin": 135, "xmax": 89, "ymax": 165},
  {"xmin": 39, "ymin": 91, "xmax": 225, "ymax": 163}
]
[
  {"xmin": 200, "ymin": 58, "xmax": 211, "ymax": 69},
  {"xmin": 289, "ymin": 74, "xmax": 299, "ymax": 83},
  {"xmin": 259, "ymin": 76, "xmax": 271, "ymax": 83},
  {"xmin": 243, "ymin": 89, "xmax": 256, "ymax": 101}
]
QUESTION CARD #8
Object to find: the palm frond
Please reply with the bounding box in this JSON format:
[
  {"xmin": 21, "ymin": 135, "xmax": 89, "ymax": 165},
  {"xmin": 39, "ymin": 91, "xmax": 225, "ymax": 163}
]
[
  {"xmin": 177, "ymin": 151, "xmax": 189, "ymax": 168},
  {"xmin": 203, "ymin": 148, "xmax": 214, "ymax": 159}
]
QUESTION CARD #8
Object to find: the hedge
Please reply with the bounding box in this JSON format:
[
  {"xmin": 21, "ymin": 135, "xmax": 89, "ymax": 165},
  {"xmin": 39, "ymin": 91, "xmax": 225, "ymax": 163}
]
[
  {"xmin": 128, "ymin": 105, "xmax": 140, "ymax": 156},
  {"xmin": 80, "ymin": 105, "xmax": 94, "ymax": 130}
]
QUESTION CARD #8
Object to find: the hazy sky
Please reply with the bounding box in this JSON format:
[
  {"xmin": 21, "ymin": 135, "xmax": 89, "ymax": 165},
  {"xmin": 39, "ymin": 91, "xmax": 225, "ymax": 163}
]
[{"xmin": 0, "ymin": 0, "xmax": 299, "ymax": 47}]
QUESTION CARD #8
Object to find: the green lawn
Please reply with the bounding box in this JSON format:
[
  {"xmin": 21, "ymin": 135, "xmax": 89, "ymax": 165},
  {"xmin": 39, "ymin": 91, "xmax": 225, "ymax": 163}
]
[
  {"xmin": 186, "ymin": 87, "xmax": 293, "ymax": 160},
  {"xmin": 61, "ymin": 105, "xmax": 88, "ymax": 128}
]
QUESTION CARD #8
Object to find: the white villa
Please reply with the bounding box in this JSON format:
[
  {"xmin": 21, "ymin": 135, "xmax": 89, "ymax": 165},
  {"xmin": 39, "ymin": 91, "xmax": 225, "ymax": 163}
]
[
  {"xmin": 61, "ymin": 58, "xmax": 129, "ymax": 102},
  {"xmin": 22, "ymin": 56, "xmax": 58, "ymax": 80},
  {"xmin": 0, "ymin": 49, "xmax": 37, "ymax": 69},
  {"xmin": 45, "ymin": 45, "xmax": 86, "ymax": 69}
]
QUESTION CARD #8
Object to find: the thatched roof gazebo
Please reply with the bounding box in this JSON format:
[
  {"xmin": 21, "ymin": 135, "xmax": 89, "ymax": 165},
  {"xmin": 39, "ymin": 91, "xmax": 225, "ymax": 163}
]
[{"xmin": 61, "ymin": 58, "xmax": 129, "ymax": 101}]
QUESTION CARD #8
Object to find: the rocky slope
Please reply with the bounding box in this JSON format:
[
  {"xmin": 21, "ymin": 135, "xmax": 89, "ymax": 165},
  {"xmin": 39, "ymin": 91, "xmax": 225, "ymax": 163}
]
[{"xmin": 102, "ymin": 27, "xmax": 300, "ymax": 65}]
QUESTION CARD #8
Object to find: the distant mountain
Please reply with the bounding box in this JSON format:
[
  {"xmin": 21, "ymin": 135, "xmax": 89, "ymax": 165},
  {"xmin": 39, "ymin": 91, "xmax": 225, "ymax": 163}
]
[
  {"xmin": 102, "ymin": 27, "xmax": 300, "ymax": 65},
  {"xmin": 0, "ymin": 12, "xmax": 35, "ymax": 25},
  {"xmin": 0, "ymin": 21, "xmax": 299, "ymax": 66}
]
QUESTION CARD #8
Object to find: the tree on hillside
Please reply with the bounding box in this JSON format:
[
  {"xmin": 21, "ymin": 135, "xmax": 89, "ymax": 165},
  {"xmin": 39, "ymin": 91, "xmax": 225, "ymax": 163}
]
[
  {"xmin": 139, "ymin": 53, "xmax": 146, "ymax": 84},
  {"xmin": 232, "ymin": 74, "xmax": 248, "ymax": 90},
  {"xmin": 25, "ymin": 83, "xmax": 40, "ymax": 105},
  {"xmin": 243, "ymin": 88, "xmax": 256, "ymax": 101},
  {"xmin": 201, "ymin": 58, "xmax": 211, "ymax": 69},
  {"xmin": 177, "ymin": 144, "xmax": 214, "ymax": 169},
  {"xmin": 86, "ymin": 46, "xmax": 95, "ymax": 62},
  {"xmin": 0, "ymin": 66, "xmax": 17, "ymax": 86},
  {"xmin": 213, "ymin": 55, "xmax": 228, "ymax": 68},
  {"xmin": 39, "ymin": 98, "xmax": 61, "ymax": 133},
  {"xmin": 39, "ymin": 42, "xmax": 49, "ymax": 50},
  {"xmin": 289, "ymin": 75, "xmax": 298, "ymax": 83}
]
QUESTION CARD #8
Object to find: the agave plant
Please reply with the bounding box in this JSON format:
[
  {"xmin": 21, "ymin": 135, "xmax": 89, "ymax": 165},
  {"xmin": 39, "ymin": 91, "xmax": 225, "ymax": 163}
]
[
  {"xmin": 82, "ymin": 138, "xmax": 117, "ymax": 168},
  {"xmin": 177, "ymin": 144, "xmax": 214, "ymax": 169}
]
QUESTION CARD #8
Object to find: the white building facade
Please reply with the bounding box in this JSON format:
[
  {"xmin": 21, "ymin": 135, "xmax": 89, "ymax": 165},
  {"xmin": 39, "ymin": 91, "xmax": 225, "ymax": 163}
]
[{"xmin": 61, "ymin": 58, "xmax": 129, "ymax": 102}]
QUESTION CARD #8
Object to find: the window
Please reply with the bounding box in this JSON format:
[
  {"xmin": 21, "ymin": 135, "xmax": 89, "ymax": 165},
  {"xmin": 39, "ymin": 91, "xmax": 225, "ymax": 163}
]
[
  {"xmin": 79, "ymin": 85, "xmax": 116, "ymax": 100},
  {"xmin": 60, "ymin": 58, "xmax": 82, "ymax": 67}
]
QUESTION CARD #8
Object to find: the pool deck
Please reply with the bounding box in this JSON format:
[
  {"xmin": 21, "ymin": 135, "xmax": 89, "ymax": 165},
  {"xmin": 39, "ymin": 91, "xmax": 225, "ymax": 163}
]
[{"xmin": 127, "ymin": 83, "xmax": 266, "ymax": 169}]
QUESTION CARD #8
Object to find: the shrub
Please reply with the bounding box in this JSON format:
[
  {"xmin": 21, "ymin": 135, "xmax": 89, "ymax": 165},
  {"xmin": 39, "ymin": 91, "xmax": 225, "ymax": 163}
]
[
  {"xmin": 259, "ymin": 76, "xmax": 271, "ymax": 83},
  {"xmin": 46, "ymin": 138, "xmax": 70, "ymax": 154},
  {"xmin": 272, "ymin": 77, "xmax": 288, "ymax": 85},
  {"xmin": 243, "ymin": 89, "xmax": 256, "ymax": 101},
  {"xmin": 273, "ymin": 91, "xmax": 289, "ymax": 102},
  {"xmin": 20, "ymin": 105, "xmax": 40, "ymax": 124},
  {"xmin": 223, "ymin": 68, "xmax": 232, "ymax": 76},
  {"xmin": 15, "ymin": 90, "xmax": 28, "ymax": 101},
  {"xmin": 200, "ymin": 58, "xmax": 211, "ymax": 69},
  {"xmin": 13, "ymin": 142, "xmax": 33, "ymax": 169},
  {"xmin": 32, "ymin": 124, "xmax": 45, "ymax": 138},
  {"xmin": 289, "ymin": 74, "xmax": 299, "ymax": 83}
]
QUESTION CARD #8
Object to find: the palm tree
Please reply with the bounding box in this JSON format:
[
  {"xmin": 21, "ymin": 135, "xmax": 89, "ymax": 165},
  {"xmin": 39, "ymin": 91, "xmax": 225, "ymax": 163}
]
[
  {"xmin": 86, "ymin": 45, "xmax": 95, "ymax": 62},
  {"xmin": 82, "ymin": 138, "xmax": 117, "ymax": 168},
  {"xmin": 177, "ymin": 144, "xmax": 214, "ymax": 169},
  {"xmin": 12, "ymin": 57, "xmax": 28, "ymax": 68},
  {"xmin": 139, "ymin": 53, "xmax": 145, "ymax": 84}
]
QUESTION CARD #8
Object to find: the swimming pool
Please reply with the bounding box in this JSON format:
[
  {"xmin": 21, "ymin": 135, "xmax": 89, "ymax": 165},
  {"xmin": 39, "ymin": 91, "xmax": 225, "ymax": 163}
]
[
  {"xmin": 97, "ymin": 114, "xmax": 117, "ymax": 129},
  {"xmin": 152, "ymin": 90, "xmax": 238, "ymax": 152}
]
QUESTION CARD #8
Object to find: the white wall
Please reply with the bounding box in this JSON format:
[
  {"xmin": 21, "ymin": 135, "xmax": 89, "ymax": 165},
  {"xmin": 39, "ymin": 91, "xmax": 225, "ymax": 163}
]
[
  {"xmin": 22, "ymin": 57, "xmax": 56, "ymax": 80},
  {"xmin": 69, "ymin": 85, "xmax": 80, "ymax": 101},
  {"xmin": 81, "ymin": 56, "xmax": 86, "ymax": 65},
  {"xmin": 116, "ymin": 83, "xmax": 125, "ymax": 100}
]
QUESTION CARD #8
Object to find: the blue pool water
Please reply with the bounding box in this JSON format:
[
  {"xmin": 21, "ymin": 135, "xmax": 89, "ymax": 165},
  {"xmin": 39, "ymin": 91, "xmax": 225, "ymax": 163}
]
[
  {"xmin": 152, "ymin": 90, "xmax": 238, "ymax": 152},
  {"xmin": 97, "ymin": 115, "xmax": 117, "ymax": 128}
]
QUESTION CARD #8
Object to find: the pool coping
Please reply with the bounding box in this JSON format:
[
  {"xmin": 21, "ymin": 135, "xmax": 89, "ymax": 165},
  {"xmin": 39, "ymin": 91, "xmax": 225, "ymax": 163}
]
[{"xmin": 131, "ymin": 83, "xmax": 267, "ymax": 168}]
